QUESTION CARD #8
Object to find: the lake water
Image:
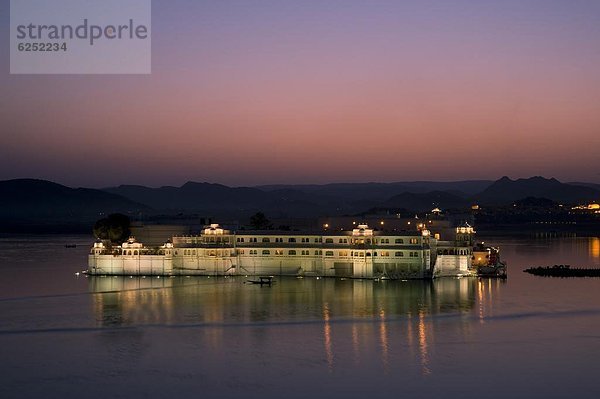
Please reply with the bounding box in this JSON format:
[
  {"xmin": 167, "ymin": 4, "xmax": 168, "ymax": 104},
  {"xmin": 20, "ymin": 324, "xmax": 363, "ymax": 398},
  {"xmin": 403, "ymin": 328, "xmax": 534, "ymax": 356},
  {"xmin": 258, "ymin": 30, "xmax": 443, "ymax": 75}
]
[{"xmin": 1, "ymin": 234, "xmax": 599, "ymax": 398}]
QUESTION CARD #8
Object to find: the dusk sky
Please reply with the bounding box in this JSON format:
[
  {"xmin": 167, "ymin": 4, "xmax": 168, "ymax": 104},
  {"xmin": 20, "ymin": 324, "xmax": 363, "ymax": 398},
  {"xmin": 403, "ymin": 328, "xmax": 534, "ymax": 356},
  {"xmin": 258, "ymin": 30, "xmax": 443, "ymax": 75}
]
[{"xmin": 1, "ymin": 0, "xmax": 600, "ymax": 187}]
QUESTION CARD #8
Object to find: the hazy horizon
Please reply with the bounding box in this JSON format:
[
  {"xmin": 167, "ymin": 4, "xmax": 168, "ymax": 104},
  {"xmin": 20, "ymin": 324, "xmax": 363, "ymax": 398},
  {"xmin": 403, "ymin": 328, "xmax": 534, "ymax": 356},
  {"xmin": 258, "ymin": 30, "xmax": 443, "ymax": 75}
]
[
  {"xmin": 2, "ymin": 1, "xmax": 600, "ymax": 187},
  {"xmin": 2, "ymin": 174, "xmax": 599, "ymax": 189}
]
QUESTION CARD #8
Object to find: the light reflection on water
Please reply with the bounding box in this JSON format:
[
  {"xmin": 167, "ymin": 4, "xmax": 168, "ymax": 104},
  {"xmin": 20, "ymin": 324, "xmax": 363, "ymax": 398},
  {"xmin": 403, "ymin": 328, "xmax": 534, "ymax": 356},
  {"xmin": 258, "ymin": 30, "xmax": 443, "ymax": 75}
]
[
  {"xmin": 1, "ymin": 234, "xmax": 600, "ymax": 398},
  {"xmin": 88, "ymin": 276, "xmax": 481, "ymax": 327},
  {"xmin": 590, "ymin": 237, "xmax": 600, "ymax": 259},
  {"xmin": 85, "ymin": 274, "xmax": 496, "ymax": 379}
]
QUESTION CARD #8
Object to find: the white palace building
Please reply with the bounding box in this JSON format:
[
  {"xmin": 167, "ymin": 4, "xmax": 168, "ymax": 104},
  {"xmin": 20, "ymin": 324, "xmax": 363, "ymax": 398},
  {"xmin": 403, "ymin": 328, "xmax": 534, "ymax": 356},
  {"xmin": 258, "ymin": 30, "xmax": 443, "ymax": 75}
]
[{"xmin": 88, "ymin": 223, "xmax": 478, "ymax": 279}]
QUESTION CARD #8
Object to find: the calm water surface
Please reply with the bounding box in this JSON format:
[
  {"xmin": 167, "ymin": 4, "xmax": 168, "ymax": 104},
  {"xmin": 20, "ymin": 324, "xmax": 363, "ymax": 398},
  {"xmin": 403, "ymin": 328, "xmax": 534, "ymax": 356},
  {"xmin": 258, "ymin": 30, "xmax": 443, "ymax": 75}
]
[{"xmin": 1, "ymin": 234, "xmax": 600, "ymax": 398}]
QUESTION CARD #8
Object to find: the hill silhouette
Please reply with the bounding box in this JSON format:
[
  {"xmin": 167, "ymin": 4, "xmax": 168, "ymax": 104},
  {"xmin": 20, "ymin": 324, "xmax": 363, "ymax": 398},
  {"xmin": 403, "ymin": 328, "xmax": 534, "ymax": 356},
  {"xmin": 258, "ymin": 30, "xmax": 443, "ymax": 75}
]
[
  {"xmin": 0, "ymin": 179, "xmax": 147, "ymax": 232},
  {"xmin": 474, "ymin": 176, "xmax": 598, "ymax": 205},
  {"xmin": 381, "ymin": 191, "xmax": 469, "ymax": 212},
  {"xmin": 1, "ymin": 176, "xmax": 598, "ymax": 232}
]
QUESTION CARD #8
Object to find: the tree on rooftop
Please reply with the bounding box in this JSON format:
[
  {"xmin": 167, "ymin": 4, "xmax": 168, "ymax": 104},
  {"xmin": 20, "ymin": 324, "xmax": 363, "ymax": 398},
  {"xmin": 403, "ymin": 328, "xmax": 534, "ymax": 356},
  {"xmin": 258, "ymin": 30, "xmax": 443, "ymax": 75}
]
[
  {"xmin": 249, "ymin": 212, "xmax": 271, "ymax": 230},
  {"xmin": 93, "ymin": 213, "xmax": 131, "ymax": 243}
]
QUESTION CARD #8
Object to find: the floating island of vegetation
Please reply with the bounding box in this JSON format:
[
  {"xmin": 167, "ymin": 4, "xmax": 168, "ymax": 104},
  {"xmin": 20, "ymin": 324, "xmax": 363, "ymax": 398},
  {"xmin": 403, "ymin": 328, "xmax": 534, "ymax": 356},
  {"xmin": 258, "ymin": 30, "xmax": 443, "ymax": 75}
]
[{"xmin": 524, "ymin": 265, "xmax": 600, "ymax": 277}]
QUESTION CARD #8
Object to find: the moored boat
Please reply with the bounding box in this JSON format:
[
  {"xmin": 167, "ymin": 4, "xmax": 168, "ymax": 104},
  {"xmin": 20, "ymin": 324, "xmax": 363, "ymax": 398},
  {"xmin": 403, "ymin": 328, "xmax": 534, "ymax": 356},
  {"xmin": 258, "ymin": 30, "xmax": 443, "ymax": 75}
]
[{"xmin": 472, "ymin": 243, "xmax": 507, "ymax": 278}]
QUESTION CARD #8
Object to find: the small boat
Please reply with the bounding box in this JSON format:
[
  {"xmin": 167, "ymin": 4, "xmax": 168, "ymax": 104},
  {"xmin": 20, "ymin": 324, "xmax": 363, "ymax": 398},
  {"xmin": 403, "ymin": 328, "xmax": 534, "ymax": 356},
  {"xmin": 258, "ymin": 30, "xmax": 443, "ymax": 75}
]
[
  {"xmin": 478, "ymin": 262, "xmax": 507, "ymax": 278},
  {"xmin": 473, "ymin": 243, "xmax": 507, "ymax": 278},
  {"xmin": 246, "ymin": 276, "xmax": 275, "ymax": 285},
  {"xmin": 65, "ymin": 244, "xmax": 77, "ymax": 248}
]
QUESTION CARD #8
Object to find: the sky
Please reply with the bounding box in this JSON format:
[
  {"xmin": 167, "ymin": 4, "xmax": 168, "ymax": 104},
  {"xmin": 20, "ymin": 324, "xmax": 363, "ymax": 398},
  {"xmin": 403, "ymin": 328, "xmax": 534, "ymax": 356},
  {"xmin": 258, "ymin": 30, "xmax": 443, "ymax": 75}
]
[{"xmin": 1, "ymin": 0, "xmax": 600, "ymax": 188}]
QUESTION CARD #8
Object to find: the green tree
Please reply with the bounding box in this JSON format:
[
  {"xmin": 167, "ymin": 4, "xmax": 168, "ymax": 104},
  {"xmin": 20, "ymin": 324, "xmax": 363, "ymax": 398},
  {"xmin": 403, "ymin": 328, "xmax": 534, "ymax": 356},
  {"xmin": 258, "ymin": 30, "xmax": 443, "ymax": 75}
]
[
  {"xmin": 93, "ymin": 213, "xmax": 131, "ymax": 243},
  {"xmin": 249, "ymin": 212, "xmax": 271, "ymax": 230}
]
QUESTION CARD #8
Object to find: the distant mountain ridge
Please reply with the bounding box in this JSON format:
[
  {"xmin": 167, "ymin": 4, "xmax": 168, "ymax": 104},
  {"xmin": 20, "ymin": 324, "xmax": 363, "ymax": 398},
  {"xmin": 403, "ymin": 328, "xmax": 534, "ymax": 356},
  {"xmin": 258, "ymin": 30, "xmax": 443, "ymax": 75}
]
[
  {"xmin": 382, "ymin": 191, "xmax": 469, "ymax": 212},
  {"xmin": 1, "ymin": 176, "xmax": 598, "ymax": 232},
  {"xmin": 0, "ymin": 179, "xmax": 148, "ymax": 232},
  {"xmin": 105, "ymin": 176, "xmax": 598, "ymax": 215},
  {"xmin": 257, "ymin": 180, "xmax": 493, "ymax": 198},
  {"xmin": 474, "ymin": 176, "xmax": 598, "ymax": 205},
  {"xmin": 104, "ymin": 182, "xmax": 324, "ymax": 217},
  {"xmin": 103, "ymin": 180, "xmax": 496, "ymax": 217}
]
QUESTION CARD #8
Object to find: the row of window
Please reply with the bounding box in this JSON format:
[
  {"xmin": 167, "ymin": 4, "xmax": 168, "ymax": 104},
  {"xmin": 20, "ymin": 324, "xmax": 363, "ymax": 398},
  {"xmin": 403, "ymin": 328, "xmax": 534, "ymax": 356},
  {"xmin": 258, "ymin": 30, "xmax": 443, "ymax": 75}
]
[
  {"xmin": 238, "ymin": 249, "xmax": 420, "ymax": 257},
  {"xmin": 125, "ymin": 248, "xmax": 423, "ymax": 258},
  {"xmin": 235, "ymin": 237, "xmax": 419, "ymax": 244},
  {"xmin": 178, "ymin": 249, "xmax": 230, "ymax": 256},
  {"xmin": 203, "ymin": 237, "xmax": 230, "ymax": 243},
  {"xmin": 438, "ymin": 249, "xmax": 472, "ymax": 255},
  {"xmin": 238, "ymin": 237, "xmax": 324, "ymax": 243}
]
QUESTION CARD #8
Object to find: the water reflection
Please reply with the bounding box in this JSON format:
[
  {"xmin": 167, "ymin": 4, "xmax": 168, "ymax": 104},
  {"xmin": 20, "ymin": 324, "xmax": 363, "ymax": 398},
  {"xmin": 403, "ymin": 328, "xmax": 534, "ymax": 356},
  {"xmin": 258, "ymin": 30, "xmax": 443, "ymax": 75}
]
[
  {"xmin": 90, "ymin": 276, "xmax": 175, "ymax": 327},
  {"xmin": 418, "ymin": 310, "xmax": 430, "ymax": 375},
  {"xmin": 477, "ymin": 278, "xmax": 504, "ymax": 323},
  {"xmin": 88, "ymin": 276, "xmax": 506, "ymax": 375},
  {"xmin": 89, "ymin": 276, "xmax": 487, "ymax": 327},
  {"xmin": 590, "ymin": 237, "xmax": 600, "ymax": 260}
]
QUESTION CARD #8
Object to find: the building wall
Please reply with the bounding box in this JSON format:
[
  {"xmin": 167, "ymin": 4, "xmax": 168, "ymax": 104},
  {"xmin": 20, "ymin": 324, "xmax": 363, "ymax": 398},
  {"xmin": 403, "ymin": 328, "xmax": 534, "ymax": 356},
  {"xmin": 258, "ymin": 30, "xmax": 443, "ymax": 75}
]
[
  {"xmin": 89, "ymin": 228, "xmax": 473, "ymax": 279},
  {"xmin": 89, "ymin": 255, "xmax": 173, "ymax": 275},
  {"xmin": 433, "ymin": 255, "xmax": 470, "ymax": 277}
]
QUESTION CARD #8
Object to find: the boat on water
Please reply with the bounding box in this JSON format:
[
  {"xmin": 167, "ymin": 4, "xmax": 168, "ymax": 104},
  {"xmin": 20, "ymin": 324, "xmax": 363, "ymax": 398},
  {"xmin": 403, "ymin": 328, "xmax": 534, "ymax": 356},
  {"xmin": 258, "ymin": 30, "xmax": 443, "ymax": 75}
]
[
  {"xmin": 246, "ymin": 276, "xmax": 275, "ymax": 285},
  {"xmin": 472, "ymin": 244, "xmax": 507, "ymax": 278},
  {"xmin": 477, "ymin": 262, "xmax": 507, "ymax": 278}
]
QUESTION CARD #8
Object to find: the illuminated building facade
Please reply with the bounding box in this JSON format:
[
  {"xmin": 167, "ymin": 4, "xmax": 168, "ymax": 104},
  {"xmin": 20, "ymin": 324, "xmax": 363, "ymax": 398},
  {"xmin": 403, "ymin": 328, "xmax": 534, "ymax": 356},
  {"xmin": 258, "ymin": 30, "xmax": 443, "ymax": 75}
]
[{"xmin": 89, "ymin": 223, "xmax": 476, "ymax": 278}]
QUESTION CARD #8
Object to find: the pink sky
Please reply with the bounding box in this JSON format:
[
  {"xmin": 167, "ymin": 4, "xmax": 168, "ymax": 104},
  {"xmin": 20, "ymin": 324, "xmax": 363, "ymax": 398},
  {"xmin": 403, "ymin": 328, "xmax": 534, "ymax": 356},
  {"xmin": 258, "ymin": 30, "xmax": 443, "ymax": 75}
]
[{"xmin": 1, "ymin": 0, "xmax": 599, "ymax": 187}]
